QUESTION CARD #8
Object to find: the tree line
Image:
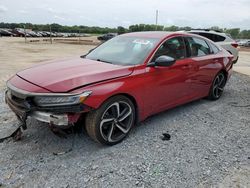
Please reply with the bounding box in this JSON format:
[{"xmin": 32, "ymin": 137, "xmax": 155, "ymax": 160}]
[{"xmin": 1, "ymin": 22, "xmax": 250, "ymax": 39}]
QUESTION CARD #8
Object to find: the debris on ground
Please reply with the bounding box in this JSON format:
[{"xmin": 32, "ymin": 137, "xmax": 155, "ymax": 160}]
[
  {"xmin": 0, "ymin": 127, "xmax": 22, "ymax": 143},
  {"xmin": 5, "ymin": 170, "xmax": 14, "ymax": 180},
  {"xmin": 161, "ymin": 133, "xmax": 171, "ymax": 141}
]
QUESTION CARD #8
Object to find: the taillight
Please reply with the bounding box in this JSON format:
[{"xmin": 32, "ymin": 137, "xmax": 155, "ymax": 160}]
[{"xmin": 231, "ymin": 43, "xmax": 238, "ymax": 48}]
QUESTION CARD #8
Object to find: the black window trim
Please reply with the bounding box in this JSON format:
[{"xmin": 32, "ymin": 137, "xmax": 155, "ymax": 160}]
[
  {"xmin": 146, "ymin": 35, "xmax": 220, "ymax": 66},
  {"xmin": 207, "ymin": 41, "xmax": 221, "ymax": 55}
]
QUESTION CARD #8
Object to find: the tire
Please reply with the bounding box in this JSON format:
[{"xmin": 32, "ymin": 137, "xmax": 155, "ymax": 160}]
[
  {"xmin": 208, "ymin": 72, "xmax": 226, "ymax": 100},
  {"xmin": 85, "ymin": 95, "xmax": 135, "ymax": 145}
]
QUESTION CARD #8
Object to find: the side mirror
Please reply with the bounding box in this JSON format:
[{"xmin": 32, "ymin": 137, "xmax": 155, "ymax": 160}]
[{"xmin": 148, "ymin": 56, "xmax": 176, "ymax": 67}]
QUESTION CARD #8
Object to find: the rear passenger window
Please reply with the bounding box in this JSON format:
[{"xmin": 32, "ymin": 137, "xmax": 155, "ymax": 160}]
[
  {"xmin": 209, "ymin": 42, "xmax": 220, "ymax": 54},
  {"xmin": 186, "ymin": 37, "xmax": 211, "ymax": 57}
]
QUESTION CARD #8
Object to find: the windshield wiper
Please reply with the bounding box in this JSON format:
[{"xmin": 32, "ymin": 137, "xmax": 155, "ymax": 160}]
[{"xmin": 96, "ymin": 59, "xmax": 113, "ymax": 64}]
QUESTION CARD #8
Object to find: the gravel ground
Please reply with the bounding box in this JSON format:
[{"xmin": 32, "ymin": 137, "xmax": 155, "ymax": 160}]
[{"xmin": 0, "ymin": 72, "xmax": 249, "ymax": 188}]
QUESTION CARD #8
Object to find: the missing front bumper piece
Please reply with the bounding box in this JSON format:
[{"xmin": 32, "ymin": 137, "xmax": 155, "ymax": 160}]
[{"xmin": 30, "ymin": 111, "xmax": 69, "ymax": 126}]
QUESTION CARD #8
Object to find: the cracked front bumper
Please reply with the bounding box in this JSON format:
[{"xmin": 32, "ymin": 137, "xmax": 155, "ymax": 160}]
[
  {"xmin": 5, "ymin": 91, "xmax": 70, "ymax": 126},
  {"xmin": 5, "ymin": 85, "xmax": 92, "ymax": 127},
  {"xmin": 30, "ymin": 111, "xmax": 69, "ymax": 126}
]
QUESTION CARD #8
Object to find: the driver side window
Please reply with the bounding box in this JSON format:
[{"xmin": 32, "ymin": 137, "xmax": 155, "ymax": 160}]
[{"xmin": 152, "ymin": 37, "xmax": 186, "ymax": 62}]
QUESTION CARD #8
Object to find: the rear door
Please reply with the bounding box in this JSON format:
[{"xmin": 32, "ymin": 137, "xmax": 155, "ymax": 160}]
[{"xmin": 183, "ymin": 36, "xmax": 221, "ymax": 97}]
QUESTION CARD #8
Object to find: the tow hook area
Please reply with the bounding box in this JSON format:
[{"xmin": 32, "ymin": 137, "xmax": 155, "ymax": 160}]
[{"xmin": 49, "ymin": 114, "xmax": 68, "ymax": 126}]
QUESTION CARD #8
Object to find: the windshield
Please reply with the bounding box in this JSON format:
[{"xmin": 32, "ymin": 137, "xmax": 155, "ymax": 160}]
[{"xmin": 85, "ymin": 36, "xmax": 160, "ymax": 66}]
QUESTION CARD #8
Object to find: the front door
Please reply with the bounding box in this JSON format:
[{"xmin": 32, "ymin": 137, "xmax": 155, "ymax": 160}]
[{"xmin": 144, "ymin": 36, "xmax": 194, "ymax": 114}]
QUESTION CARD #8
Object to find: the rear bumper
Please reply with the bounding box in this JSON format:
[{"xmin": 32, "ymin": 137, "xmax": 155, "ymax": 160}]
[
  {"xmin": 232, "ymin": 56, "xmax": 239, "ymax": 64},
  {"xmin": 227, "ymin": 63, "xmax": 233, "ymax": 80}
]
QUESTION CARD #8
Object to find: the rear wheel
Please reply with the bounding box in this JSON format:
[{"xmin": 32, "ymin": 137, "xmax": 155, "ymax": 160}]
[
  {"xmin": 208, "ymin": 72, "xmax": 226, "ymax": 100},
  {"xmin": 85, "ymin": 95, "xmax": 135, "ymax": 145}
]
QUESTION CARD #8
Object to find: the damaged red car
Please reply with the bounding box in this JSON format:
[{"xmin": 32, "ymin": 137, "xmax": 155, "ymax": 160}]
[{"xmin": 5, "ymin": 32, "xmax": 233, "ymax": 145}]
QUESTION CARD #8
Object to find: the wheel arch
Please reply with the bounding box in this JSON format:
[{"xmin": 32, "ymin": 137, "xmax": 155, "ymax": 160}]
[
  {"xmin": 101, "ymin": 93, "xmax": 140, "ymax": 124},
  {"xmin": 220, "ymin": 69, "xmax": 228, "ymax": 82},
  {"xmin": 208, "ymin": 68, "xmax": 228, "ymax": 95}
]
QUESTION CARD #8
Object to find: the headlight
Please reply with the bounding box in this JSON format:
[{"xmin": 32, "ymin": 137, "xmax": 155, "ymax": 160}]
[{"xmin": 34, "ymin": 91, "xmax": 92, "ymax": 107}]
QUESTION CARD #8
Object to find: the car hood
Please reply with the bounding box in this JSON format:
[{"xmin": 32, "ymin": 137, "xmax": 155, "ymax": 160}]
[{"xmin": 17, "ymin": 58, "xmax": 134, "ymax": 92}]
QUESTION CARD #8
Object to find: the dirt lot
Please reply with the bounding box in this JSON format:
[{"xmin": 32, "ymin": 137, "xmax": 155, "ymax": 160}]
[
  {"xmin": 234, "ymin": 47, "xmax": 250, "ymax": 76},
  {"xmin": 0, "ymin": 37, "xmax": 97, "ymax": 89},
  {"xmin": 0, "ymin": 37, "xmax": 249, "ymax": 187}
]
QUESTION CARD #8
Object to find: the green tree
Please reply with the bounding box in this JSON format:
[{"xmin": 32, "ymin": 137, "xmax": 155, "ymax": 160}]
[
  {"xmin": 210, "ymin": 26, "xmax": 223, "ymax": 32},
  {"xmin": 239, "ymin": 30, "xmax": 250, "ymax": 39},
  {"xmin": 117, "ymin": 26, "xmax": 126, "ymax": 34},
  {"xmin": 1, "ymin": 22, "xmax": 250, "ymax": 38},
  {"xmin": 225, "ymin": 28, "xmax": 240, "ymax": 38},
  {"xmin": 164, "ymin": 25, "xmax": 179, "ymax": 31}
]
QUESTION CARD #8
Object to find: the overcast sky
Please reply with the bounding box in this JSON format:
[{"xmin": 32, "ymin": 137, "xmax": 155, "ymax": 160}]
[{"xmin": 0, "ymin": 0, "xmax": 250, "ymax": 29}]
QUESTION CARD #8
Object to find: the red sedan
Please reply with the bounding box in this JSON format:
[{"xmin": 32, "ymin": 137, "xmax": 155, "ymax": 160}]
[{"xmin": 5, "ymin": 32, "xmax": 233, "ymax": 145}]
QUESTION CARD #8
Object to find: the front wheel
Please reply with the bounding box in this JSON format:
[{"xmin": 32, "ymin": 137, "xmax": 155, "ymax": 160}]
[
  {"xmin": 208, "ymin": 72, "xmax": 226, "ymax": 100},
  {"xmin": 85, "ymin": 95, "xmax": 135, "ymax": 145}
]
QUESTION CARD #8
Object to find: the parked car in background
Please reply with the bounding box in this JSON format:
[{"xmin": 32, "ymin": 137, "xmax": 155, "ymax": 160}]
[
  {"xmin": 243, "ymin": 40, "xmax": 250, "ymax": 47},
  {"xmin": 0, "ymin": 29, "xmax": 16, "ymax": 37},
  {"xmin": 5, "ymin": 32, "xmax": 234, "ymax": 145},
  {"xmin": 97, "ymin": 33, "xmax": 117, "ymax": 41},
  {"xmin": 237, "ymin": 40, "xmax": 247, "ymax": 46},
  {"xmin": 188, "ymin": 30, "xmax": 239, "ymax": 63}
]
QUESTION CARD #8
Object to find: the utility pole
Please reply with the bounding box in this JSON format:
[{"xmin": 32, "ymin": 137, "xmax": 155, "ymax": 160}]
[
  {"xmin": 49, "ymin": 25, "xmax": 52, "ymax": 44},
  {"xmin": 155, "ymin": 10, "xmax": 158, "ymax": 26},
  {"xmin": 155, "ymin": 10, "xmax": 158, "ymax": 30},
  {"xmin": 24, "ymin": 25, "xmax": 27, "ymax": 43},
  {"xmin": 79, "ymin": 30, "xmax": 80, "ymax": 44}
]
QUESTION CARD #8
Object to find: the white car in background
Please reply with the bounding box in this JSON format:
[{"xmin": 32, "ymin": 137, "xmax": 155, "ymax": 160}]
[
  {"xmin": 237, "ymin": 40, "xmax": 247, "ymax": 46},
  {"xmin": 188, "ymin": 30, "xmax": 239, "ymax": 63},
  {"xmin": 243, "ymin": 40, "xmax": 250, "ymax": 47}
]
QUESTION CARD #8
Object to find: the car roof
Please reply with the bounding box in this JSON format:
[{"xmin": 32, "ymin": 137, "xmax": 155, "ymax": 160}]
[
  {"xmin": 121, "ymin": 31, "xmax": 175, "ymax": 39},
  {"xmin": 120, "ymin": 31, "xmax": 215, "ymax": 43}
]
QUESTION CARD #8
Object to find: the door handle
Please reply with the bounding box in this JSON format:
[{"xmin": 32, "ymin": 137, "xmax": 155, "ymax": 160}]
[
  {"xmin": 213, "ymin": 59, "xmax": 219, "ymax": 63},
  {"xmin": 182, "ymin": 64, "xmax": 192, "ymax": 69}
]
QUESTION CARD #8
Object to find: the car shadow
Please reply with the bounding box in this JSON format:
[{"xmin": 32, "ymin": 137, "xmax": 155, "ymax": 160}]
[{"xmin": 134, "ymin": 98, "xmax": 206, "ymax": 128}]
